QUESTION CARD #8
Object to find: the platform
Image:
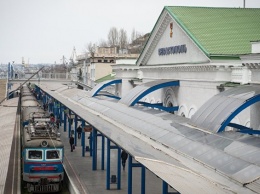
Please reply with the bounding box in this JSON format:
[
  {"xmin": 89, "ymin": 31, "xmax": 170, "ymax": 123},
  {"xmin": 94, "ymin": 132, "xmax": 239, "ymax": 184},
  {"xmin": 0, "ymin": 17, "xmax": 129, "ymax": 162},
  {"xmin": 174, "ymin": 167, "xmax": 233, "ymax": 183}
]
[{"xmin": 59, "ymin": 123, "xmax": 177, "ymax": 194}]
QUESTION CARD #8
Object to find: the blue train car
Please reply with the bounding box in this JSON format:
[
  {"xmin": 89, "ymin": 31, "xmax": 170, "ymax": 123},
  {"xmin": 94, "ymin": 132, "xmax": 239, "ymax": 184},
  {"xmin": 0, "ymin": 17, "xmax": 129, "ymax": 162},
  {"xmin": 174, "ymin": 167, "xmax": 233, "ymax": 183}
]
[
  {"xmin": 22, "ymin": 139, "xmax": 64, "ymax": 192},
  {"xmin": 21, "ymin": 85, "xmax": 64, "ymax": 193}
]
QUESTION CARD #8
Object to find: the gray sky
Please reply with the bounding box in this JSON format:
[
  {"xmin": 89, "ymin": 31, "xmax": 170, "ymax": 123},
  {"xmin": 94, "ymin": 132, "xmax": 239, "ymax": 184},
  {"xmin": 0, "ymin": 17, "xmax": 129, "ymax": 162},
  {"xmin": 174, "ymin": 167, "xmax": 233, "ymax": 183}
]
[{"xmin": 1, "ymin": 0, "xmax": 260, "ymax": 64}]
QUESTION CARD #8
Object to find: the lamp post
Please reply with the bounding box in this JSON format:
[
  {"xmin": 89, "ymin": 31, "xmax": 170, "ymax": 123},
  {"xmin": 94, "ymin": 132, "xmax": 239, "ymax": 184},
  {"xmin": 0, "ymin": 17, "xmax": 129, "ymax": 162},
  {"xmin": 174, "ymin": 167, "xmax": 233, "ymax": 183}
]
[{"xmin": 83, "ymin": 53, "xmax": 86, "ymax": 87}]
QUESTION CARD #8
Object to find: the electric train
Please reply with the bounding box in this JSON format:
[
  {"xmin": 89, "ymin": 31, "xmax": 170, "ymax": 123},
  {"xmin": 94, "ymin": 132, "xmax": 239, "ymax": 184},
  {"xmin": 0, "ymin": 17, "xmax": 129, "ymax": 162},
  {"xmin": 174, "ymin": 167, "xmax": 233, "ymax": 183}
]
[{"xmin": 21, "ymin": 84, "xmax": 64, "ymax": 193}]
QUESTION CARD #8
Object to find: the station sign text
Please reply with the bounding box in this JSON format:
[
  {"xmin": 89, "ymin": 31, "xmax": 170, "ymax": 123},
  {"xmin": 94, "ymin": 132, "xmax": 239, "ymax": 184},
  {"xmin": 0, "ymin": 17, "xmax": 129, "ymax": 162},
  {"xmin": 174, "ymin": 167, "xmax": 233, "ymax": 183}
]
[{"xmin": 158, "ymin": 44, "xmax": 187, "ymax": 56}]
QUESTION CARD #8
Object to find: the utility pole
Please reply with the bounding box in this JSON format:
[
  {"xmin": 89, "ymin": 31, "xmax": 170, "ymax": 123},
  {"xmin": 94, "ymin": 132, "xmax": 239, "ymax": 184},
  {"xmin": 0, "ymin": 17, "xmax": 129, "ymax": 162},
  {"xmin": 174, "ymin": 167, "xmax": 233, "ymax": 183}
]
[{"xmin": 243, "ymin": 0, "xmax": 246, "ymax": 8}]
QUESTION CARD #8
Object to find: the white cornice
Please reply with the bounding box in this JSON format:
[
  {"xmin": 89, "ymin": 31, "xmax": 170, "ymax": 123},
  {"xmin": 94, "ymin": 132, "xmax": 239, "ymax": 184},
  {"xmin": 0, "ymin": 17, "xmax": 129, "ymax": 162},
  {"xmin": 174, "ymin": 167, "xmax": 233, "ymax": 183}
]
[
  {"xmin": 139, "ymin": 63, "xmax": 233, "ymax": 72},
  {"xmin": 137, "ymin": 10, "xmax": 170, "ymax": 66},
  {"xmin": 244, "ymin": 63, "xmax": 260, "ymax": 69}
]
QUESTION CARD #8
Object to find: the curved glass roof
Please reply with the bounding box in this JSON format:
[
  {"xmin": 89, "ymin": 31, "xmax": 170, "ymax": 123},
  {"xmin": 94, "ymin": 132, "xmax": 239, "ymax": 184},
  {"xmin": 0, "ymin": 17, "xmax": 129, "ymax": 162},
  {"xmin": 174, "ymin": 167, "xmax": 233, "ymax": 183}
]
[
  {"xmin": 38, "ymin": 83, "xmax": 260, "ymax": 193},
  {"xmin": 119, "ymin": 79, "xmax": 179, "ymax": 106},
  {"xmin": 190, "ymin": 85, "xmax": 260, "ymax": 133},
  {"xmin": 90, "ymin": 79, "xmax": 122, "ymax": 97}
]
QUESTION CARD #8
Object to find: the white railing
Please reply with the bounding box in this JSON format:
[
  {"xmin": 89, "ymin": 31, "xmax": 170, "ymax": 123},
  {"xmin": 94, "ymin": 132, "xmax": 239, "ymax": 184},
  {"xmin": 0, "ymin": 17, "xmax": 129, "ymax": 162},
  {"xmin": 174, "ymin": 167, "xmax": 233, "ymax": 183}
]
[
  {"xmin": 9, "ymin": 73, "xmax": 70, "ymax": 80},
  {"xmin": 41, "ymin": 73, "xmax": 69, "ymax": 79}
]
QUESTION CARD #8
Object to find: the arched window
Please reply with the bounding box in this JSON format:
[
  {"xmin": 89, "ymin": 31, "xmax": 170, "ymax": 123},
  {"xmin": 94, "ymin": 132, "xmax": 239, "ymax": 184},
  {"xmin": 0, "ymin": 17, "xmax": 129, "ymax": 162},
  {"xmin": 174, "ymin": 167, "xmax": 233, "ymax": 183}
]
[{"xmin": 167, "ymin": 102, "xmax": 175, "ymax": 114}]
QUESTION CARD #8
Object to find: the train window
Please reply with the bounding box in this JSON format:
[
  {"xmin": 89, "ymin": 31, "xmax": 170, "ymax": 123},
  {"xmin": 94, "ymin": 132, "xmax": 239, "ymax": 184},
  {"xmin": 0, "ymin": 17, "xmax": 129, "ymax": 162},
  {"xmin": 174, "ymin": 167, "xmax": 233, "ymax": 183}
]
[
  {"xmin": 28, "ymin": 150, "xmax": 43, "ymax": 160},
  {"xmin": 46, "ymin": 150, "xmax": 60, "ymax": 160}
]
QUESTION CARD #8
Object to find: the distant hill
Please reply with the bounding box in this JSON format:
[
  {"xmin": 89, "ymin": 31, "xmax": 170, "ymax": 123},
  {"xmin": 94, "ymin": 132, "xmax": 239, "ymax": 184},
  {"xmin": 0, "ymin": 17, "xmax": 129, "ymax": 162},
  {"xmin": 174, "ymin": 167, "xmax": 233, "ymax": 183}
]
[{"xmin": 128, "ymin": 33, "xmax": 150, "ymax": 54}]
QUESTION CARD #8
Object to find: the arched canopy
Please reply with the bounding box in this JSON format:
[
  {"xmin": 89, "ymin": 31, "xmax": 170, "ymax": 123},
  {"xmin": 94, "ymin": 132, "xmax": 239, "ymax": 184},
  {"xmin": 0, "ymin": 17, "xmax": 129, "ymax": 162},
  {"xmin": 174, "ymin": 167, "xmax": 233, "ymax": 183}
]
[
  {"xmin": 190, "ymin": 85, "xmax": 260, "ymax": 133},
  {"xmin": 90, "ymin": 79, "xmax": 122, "ymax": 97},
  {"xmin": 119, "ymin": 80, "xmax": 179, "ymax": 108},
  {"xmin": 35, "ymin": 82, "xmax": 260, "ymax": 193}
]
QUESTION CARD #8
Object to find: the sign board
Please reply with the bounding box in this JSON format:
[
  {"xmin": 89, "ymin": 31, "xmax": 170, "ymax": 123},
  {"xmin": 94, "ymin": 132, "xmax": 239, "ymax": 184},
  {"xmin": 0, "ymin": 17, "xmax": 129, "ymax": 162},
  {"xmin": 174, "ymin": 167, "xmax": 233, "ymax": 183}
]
[{"xmin": 84, "ymin": 125, "xmax": 92, "ymax": 132}]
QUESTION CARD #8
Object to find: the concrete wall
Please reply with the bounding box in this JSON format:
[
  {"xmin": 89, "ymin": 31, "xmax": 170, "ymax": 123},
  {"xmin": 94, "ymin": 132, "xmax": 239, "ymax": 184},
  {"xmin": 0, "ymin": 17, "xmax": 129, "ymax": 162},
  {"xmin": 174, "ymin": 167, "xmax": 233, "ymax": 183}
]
[
  {"xmin": 94, "ymin": 63, "xmax": 112, "ymax": 81},
  {"xmin": 0, "ymin": 79, "xmax": 6, "ymax": 102}
]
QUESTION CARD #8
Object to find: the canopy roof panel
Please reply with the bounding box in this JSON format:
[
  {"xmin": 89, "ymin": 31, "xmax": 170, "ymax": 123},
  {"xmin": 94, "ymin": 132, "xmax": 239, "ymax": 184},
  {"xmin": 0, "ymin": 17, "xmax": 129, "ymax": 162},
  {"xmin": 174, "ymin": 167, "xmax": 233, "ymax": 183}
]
[
  {"xmin": 190, "ymin": 85, "xmax": 260, "ymax": 133},
  {"xmin": 119, "ymin": 79, "xmax": 179, "ymax": 106},
  {"xmin": 37, "ymin": 83, "xmax": 260, "ymax": 193},
  {"xmin": 90, "ymin": 79, "xmax": 122, "ymax": 97}
]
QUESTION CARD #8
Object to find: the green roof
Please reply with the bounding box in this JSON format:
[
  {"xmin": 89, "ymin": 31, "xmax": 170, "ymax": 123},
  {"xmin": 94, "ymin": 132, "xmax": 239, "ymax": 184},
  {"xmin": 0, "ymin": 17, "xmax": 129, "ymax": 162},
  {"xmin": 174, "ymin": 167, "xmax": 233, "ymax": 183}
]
[
  {"xmin": 165, "ymin": 6, "xmax": 260, "ymax": 57},
  {"xmin": 95, "ymin": 74, "xmax": 115, "ymax": 83}
]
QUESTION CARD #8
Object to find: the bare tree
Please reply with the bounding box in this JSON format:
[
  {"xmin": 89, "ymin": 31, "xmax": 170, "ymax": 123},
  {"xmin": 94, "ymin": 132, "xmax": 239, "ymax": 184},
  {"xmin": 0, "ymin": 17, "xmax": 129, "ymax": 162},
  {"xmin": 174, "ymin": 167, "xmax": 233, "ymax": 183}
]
[
  {"xmin": 98, "ymin": 39, "xmax": 108, "ymax": 47},
  {"xmin": 84, "ymin": 42, "xmax": 96, "ymax": 64},
  {"xmin": 118, "ymin": 28, "xmax": 128, "ymax": 50},
  {"xmin": 131, "ymin": 28, "xmax": 143, "ymax": 44},
  {"xmin": 107, "ymin": 27, "xmax": 119, "ymax": 46},
  {"xmin": 86, "ymin": 42, "xmax": 96, "ymax": 57},
  {"xmin": 131, "ymin": 28, "xmax": 136, "ymax": 44}
]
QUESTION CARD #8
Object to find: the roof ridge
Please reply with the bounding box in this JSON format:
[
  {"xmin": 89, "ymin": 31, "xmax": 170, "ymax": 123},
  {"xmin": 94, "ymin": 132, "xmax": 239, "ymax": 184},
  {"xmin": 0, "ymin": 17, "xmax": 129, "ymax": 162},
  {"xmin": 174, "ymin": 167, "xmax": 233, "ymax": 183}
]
[{"xmin": 165, "ymin": 6, "xmax": 260, "ymax": 9}]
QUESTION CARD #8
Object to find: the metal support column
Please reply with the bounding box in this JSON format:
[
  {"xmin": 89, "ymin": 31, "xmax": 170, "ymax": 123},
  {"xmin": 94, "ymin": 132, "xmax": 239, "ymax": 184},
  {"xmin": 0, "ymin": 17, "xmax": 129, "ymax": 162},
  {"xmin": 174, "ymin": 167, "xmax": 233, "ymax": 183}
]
[
  {"xmin": 68, "ymin": 109, "xmax": 71, "ymax": 138},
  {"xmin": 47, "ymin": 96, "xmax": 50, "ymax": 112},
  {"xmin": 49, "ymin": 96, "xmax": 51, "ymax": 113},
  {"xmin": 141, "ymin": 166, "xmax": 146, "ymax": 194},
  {"xmin": 52, "ymin": 100, "xmax": 55, "ymax": 115},
  {"xmin": 106, "ymin": 140, "xmax": 122, "ymax": 190},
  {"xmin": 48, "ymin": 96, "xmax": 52, "ymax": 113},
  {"xmin": 51, "ymin": 99, "xmax": 54, "ymax": 113},
  {"xmin": 128, "ymin": 155, "xmax": 146, "ymax": 194},
  {"xmin": 117, "ymin": 147, "xmax": 121, "ymax": 190},
  {"xmin": 101, "ymin": 135, "xmax": 105, "ymax": 170},
  {"xmin": 106, "ymin": 139, "xmax": 111, "ymax": 190},
  {"xmin": 92, "ymin": 128, "xmax": 97, "ymax": 170},
  {"xmin": 74, "ymin": 115, "xmax": 78, "ymax": 146},
  {"xmin": 43, "ymin": 93, "xmax": 46, "ymax": 105},
  {"xmin": 81, "ymin": 120, "xmax": 85, "ymax": 157},
  {"xmin": 89, "ymin": 131, "xmax": 93, "ymax": 157},
  {"xmin": 56, "ymin": 102, "xmax": 59, "ymax": 118},
  {"xmin": 162, "ymin": 181, "xmax": 168, "ymax": 194},
  {"xmin": 63, "ymin": 108, "xmax": 67, "ymax": 132},
  {"xmin": 56, "ymin": 102, "xmax": 60, "ymax": 120},
  {"xmin": 128, "ymin": 155, "xmax": 133, "ymax": 194},
  {"xmin": 59, "ymin": 103, "xmax": 62, "ymax": 125},
  {"xmin": 52, "ymin": 99, "xmax": 55, "ymax": 114}
]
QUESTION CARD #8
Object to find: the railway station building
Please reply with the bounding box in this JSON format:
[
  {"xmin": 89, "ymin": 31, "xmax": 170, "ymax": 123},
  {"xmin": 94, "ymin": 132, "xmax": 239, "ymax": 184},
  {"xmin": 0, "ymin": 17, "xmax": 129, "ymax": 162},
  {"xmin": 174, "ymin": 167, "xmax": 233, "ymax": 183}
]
[
  {"xmin": 3, "ymin": 6, "xmax": 260, "ymax": 194},
  {"xmin": 113, "ymin": 6, "xmax": 260, "ymax": 129}
]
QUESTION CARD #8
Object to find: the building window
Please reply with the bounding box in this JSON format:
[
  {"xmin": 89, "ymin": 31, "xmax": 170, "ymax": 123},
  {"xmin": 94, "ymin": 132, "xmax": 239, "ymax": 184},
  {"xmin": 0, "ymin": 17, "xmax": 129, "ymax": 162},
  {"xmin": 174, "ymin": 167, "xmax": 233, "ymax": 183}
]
[
  {"xmin": 98, "ymin": 60, "xmax": 102, "ymax": 62},
  {"xmin": 104, "ymin": 60, "xmax": 108, "ymax": 63},
  {"xmin": 167, "ymin": 102, "xmax": 175, "ymax": 114}
]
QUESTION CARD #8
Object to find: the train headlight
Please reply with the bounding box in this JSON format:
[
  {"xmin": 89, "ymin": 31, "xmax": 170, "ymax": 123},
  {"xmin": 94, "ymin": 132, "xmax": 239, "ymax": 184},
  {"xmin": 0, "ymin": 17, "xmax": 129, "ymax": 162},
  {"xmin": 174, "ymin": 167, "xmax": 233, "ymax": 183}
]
[{"xmin": 41, "ymin": 140, "xmax": 48, "ymax": 147}]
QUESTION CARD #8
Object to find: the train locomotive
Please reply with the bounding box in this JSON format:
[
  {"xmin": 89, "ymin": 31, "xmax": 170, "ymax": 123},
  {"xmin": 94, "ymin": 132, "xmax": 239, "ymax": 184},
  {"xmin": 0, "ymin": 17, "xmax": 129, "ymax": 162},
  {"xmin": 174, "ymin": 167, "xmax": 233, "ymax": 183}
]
[{"xmin": 21, "ymin": 84, "xmax": 64, "ymax": 193}]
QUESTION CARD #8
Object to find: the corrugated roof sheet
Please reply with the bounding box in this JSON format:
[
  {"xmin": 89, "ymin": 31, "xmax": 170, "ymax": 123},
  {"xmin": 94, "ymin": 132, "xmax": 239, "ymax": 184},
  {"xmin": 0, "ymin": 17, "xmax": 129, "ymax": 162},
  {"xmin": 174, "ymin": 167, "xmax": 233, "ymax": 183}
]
[{"xmin": 166, "ymin": 6, "xmax": 260, "ymax": 56}]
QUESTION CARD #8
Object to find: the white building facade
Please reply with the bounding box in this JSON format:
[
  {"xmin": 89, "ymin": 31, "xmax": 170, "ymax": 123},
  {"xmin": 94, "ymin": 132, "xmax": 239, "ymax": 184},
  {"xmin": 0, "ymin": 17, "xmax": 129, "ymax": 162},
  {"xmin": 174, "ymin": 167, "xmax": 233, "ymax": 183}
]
[{"xmin": 114, "ymin": 6, "xmax": 260, "ymax": 129}]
